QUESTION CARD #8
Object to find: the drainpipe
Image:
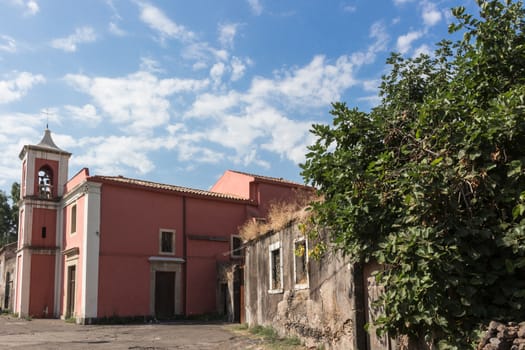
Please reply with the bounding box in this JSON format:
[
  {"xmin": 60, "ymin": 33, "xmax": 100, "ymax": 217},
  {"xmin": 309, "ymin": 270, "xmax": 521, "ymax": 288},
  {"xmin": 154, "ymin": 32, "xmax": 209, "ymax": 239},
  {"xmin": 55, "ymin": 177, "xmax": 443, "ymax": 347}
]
[{"xmin": 182, "ymin": 196, "xmax": 187, "ymax": 316}]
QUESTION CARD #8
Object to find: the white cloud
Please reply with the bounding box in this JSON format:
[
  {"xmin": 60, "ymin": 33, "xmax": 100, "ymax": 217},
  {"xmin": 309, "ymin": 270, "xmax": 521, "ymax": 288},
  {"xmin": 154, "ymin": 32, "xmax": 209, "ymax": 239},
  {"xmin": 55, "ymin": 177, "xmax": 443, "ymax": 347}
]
[
  {"xmin": 0, "ymin": 71, "xmax": 45, "ymax": 104},
  {"xmin": 186, "ymin": 51, "xmax": 376, "ymax": 165},
  {"xmin": 140, "ymin": 57, "xmax": 164, "ymax": 73},
  {"xmin": 396, "ymin": 30, "xmax": 422, "ymax": 54},
  {"xmin": 183, "ymin": 25, "xmax": 391, "ymax": 166},
  {"xmin": 0, "ymin": 35, "xmax": 17, "ymax": 53},
  {"xmin": 243, "ymin": 54, "xmax": 357, "ymax": 109},
  {"xmin": 231, "ymin": 56, "xmax": 249, "ymax": 81},
  {"xmin": 26, "ymin": 0, "xmax": 38, "ymax": 15},
  {"xmin": 367, "ymin": 21, "xmax": 389, "ymax": 55},
  {"xmin": 422, "ymin": 1, "xmax": 442, "ymax": 26},
  {"xmin": 137, "ymin": 2, "xmax": 194, "ymax": 42},
  {"xmin": 393, "ymin": 0, "xmax": 415, "ymax": 5},
  {"xmin": 65, "ymin": 70, "xmax": 209, "ymax": 132},
  {"xmin": 186, "ymin": 91, "xmax": 241, "ymax": 118},
  {"xmin": 357, "ymin": 94, "xmax": 381, "ymax": 106},
  {"xmin": 199, "ymin": 106, "xmax": 313, "ymax": 165},
  {"xmin": 351, "ymin": 21, "xmax": 389, "ymax": 66},
  {"xmin": 192, "ymin": 61, "xmax": 208, "ymax": 71},
  {"xmin": 247, "ymin": 0, "xmax": 263, "ymax": 15},
  {"xmin": 64, "ymin": 104, "xmax": 102, "ymax": 125},
  {"xmin": 51, "ymin": 27, "xmax": 96, "ymax": 52},
  {"xmin": 240, "ymin": 149, "xmax": 270, "ymax": 168},
  {"xmin": 210, "ymin": 62, "xmax": 226, "ymax": 86},
  {"xmin": 109, "ymin": 22, "xmax": 126, "ymax": 36},
  {"xmin": 9, "ymin": 0, "xmax": 39, "ymax": 15},
  {"xmin": 0, "ymin": 113, "xmax": 46, "ymax": 187},
  {"xmin": 183, "ymin": 42, "xmax": 229, "ymax": 64},
  {"xmin": 258, "ymin": 109, "xmax": 315, "ymax": 164},
  {"xmin": 362, "ymin": 79, "xmax": 380, "ymax": 92},
  {"xmin": 342, "ymin": 4, "xmax": 357, "ymax": 13},
  {"xmin": 72, "ymin": 135, "xmax": 157, "ymax": 175},
  {"xmin": 218, "ymin": 23, "xmax": 240, "ymax": 48},
  {"xmin": 413, "ymin": 44, "xmax": 432, "ymax": 57}
]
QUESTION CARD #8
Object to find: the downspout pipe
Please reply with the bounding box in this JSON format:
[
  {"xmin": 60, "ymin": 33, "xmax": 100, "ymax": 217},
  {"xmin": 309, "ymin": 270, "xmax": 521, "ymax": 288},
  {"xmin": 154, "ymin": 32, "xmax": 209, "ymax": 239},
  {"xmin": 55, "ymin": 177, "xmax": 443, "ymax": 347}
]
[{"xmin": 183, "ymin": 196, "xmax": 187, "ymax": 316}]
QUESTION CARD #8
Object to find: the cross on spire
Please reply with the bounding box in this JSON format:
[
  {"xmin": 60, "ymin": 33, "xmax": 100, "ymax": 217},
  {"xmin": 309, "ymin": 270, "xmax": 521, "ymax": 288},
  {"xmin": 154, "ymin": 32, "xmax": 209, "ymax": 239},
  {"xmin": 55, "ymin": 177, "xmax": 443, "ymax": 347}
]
[{"xmin": 41, "ymin": 109, "xmax": 53, "ymax": 129}]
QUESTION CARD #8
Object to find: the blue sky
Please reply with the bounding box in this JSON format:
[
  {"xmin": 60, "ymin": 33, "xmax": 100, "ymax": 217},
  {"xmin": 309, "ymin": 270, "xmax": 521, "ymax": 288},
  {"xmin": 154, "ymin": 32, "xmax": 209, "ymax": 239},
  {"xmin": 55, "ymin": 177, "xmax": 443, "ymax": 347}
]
[{"xmin": 0, "ymin": 0, "xmax": 477, "ymax": 194}]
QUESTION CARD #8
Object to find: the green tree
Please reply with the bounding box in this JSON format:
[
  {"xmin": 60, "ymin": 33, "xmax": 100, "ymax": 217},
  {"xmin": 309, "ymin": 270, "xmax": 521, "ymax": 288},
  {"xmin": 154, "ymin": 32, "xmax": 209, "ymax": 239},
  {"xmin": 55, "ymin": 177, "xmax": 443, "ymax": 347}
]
[
  {"xmin": 0, "ymin": 190, "xmax": 13, "ymax": 246},
  {"xmin": 0, "ymin": 182, "xmax": 19, "ymax": 246},
  {"xmin": 10, "ymin": 182, "xmax": 20, "ymax": 237},
  {"xmin": 301, "ymin": 0, "xmax": 525, "ymax": 348}
]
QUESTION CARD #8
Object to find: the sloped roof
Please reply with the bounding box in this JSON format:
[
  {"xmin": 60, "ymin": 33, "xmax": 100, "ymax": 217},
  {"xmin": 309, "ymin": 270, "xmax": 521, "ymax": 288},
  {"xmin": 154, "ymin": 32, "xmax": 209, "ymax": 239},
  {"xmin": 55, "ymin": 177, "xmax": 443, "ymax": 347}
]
[
  {"xmin": 88, "ymin": 175, "xmax": 253, "ymax": 202},
  {"xmin": 19, "ymin": 128, "xmax": 71, "ymax": 159},
  {"xmin": 37, "ymin": 128, "xmax": 62, "ymax": 150},
  {"xmin": 228, "ymin": 170, "xmax": 311, "ymax": 188}
]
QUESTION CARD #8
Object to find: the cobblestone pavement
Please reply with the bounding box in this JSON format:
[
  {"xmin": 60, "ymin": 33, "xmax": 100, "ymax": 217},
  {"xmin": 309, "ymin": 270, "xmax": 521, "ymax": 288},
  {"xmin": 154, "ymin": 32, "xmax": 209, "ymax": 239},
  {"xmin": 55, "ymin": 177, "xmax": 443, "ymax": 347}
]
[{"xmin": 0, "ymin": 315, "xmax": 270, "ymax": 349}]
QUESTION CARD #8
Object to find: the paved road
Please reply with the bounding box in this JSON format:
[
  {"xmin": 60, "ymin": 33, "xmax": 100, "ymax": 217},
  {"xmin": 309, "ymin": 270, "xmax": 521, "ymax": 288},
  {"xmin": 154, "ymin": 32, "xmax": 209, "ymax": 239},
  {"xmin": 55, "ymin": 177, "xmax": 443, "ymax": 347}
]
[{"xmin": 0, "ymin": 315, "xmax": 267, "ymax": 349}]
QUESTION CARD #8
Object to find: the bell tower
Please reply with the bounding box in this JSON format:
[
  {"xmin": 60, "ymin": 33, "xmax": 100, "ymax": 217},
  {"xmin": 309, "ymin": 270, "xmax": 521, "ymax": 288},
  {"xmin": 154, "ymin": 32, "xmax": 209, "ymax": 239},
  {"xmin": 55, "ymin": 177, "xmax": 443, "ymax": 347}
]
[{"xmin": 15, "ymin": 128, "xmax": 71, "ymax": 317}]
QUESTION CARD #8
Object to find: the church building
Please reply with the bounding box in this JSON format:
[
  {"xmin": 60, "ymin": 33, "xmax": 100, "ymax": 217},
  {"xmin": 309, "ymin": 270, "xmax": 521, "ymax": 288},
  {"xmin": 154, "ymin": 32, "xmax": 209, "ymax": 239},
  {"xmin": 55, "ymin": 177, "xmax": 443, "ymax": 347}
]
[{"xmin": 14, "ymin": 129, "xmax": 310, "ymax": 323}]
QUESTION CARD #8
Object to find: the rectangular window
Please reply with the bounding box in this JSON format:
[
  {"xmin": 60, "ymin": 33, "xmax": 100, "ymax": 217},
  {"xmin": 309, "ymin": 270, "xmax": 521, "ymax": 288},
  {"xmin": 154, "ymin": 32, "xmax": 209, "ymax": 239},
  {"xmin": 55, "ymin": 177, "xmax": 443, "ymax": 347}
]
[
  {"xmin": 42, "ymin": 226, "xmax": 47, "ymax": 239},
  {"xmin": 294, "ymin": 239, "xmax": 309, "ymax": 288},
  {"xmin": 269, "ymin": 242, "xmax": 283, "ymax": 293},
  {"xmin": 159, "ymin": 230, "xmax": 175, "ymax": 255},
  {"xmin": 231, "ymin": 235, "xmax": 243, "ymax": 258},
  {"xmin": 70, "ymin": 204, "xmax": 77, "ymax": 234}
]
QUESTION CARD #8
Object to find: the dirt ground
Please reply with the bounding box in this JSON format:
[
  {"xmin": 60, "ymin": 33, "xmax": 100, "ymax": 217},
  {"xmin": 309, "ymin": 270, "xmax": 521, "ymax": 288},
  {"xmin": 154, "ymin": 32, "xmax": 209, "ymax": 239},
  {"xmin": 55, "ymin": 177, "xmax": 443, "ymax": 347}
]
[{"xmin": 0, "ymin": 315, "xmax": 275, "ymax": 349}]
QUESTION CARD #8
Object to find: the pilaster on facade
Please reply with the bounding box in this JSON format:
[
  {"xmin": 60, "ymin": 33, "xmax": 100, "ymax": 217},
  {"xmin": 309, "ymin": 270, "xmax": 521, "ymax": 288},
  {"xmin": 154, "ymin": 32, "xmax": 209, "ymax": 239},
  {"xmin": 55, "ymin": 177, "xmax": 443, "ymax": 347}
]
[
  {"xmin": 80, "ymin": 182, "xmax": 101, "ymax": 323},
  {"xmin": 15, "ymin": 250, "xmax": 30, "ymax": 317},
  {"xmin": 54, "ymin": 197, "xmax": 65, "ymax": 317}
]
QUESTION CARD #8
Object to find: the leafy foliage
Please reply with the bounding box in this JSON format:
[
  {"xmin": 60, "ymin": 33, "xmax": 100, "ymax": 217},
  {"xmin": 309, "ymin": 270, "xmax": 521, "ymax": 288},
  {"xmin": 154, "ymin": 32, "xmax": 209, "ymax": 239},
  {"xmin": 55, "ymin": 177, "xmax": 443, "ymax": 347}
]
[
  {"xmin": 301, "ymin": 1, "xmax": 525, "ymax": 347},
  {"xmin": 0, "ymin": 183, "xmax": 20, "ymax": 246}
]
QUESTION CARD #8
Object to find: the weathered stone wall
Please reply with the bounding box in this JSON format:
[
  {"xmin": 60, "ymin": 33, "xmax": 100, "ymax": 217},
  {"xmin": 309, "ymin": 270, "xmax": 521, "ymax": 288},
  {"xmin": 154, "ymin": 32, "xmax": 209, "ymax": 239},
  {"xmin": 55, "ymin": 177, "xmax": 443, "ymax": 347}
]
[
  {"xmin": 477, "ymin": 321, "xmax": 525, "ymax": 350},
  {"xmin": 244, "ymin": 225, "xmax": 360, "ymax": 349},
  {"xmin": 0, "ymin": 242, "xmax": 17, "ymax": 311}
]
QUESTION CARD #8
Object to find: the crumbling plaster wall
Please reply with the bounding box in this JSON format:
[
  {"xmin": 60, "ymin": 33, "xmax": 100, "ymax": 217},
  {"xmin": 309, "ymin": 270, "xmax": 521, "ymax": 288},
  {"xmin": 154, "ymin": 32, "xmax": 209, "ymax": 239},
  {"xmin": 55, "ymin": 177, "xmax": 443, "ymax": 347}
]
[
  {"xmin": 0, "ymin": 242, "xmax": 17, "ymax": 311},
  {"xmin": 244, "ymin": 225, "xmax": 359, "ymax": 350}
]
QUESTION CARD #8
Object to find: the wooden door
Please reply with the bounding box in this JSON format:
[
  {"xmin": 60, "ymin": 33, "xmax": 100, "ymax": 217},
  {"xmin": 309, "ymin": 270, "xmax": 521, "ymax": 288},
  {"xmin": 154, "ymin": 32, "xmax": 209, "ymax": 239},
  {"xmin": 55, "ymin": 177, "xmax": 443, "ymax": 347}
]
[
  {"xmin": 155, "ymin": 271, "xmax": 175, "ymax": 319},
  {"xmin": 4, "ymin": 272, "xmax": 10, "ymax": 309},
  {"xmin": 66, "ymin": 265, "xmax": 76, "ymax": 318}
]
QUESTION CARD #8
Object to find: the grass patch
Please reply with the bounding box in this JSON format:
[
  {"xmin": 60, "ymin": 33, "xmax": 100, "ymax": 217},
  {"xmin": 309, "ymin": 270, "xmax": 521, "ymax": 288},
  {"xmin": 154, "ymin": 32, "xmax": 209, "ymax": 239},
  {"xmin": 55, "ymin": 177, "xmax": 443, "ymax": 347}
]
[
  {"xmin": 242, "ymin": 324, "xmax": 303, "ymax": 349},
  {"xmin": 232, "ymin": 323, "xmax": 249, "ymax": 331},
  {"xmin": 250, "ymin": 324, "xmax": 279, "ymax": 339}
]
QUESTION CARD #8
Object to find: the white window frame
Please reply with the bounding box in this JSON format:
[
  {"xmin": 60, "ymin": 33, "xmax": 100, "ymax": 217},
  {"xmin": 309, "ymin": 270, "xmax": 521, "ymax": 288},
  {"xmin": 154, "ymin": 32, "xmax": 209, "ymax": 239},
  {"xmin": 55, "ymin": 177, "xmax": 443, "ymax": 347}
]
[
  {"xmin": 70, "ymin": 204, "xmax": 77, "ymax": 235},
  {"xmin": 293, "ymin": 238, "xmax": 309, "ymax": 290},
  {"xmin": 230, "ymin": 235, "xmax": 243, "ymax": 258},
  {"xmin": 268, "ymin": 241, "xmax": 283, "ymax": 294},
  {"xmin": 159, "ymin": 229, "xmax": 176, "ymax": 255}
]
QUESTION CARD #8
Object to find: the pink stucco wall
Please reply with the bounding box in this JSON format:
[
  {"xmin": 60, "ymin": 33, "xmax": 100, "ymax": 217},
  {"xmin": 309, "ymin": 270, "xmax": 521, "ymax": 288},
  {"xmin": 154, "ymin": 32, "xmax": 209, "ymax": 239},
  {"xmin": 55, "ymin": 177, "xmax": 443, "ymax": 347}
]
[
  {"xmin": 185, "ymin": 242, "xmax": 223, "ymax": 314},
  {"xmin": 95, "ymin": 181, "xmax": 250, "ymax": 318},
  {"xmin": 29, "ymin": 254, "xmax": 55, "ymax": 318},
  {"xmin": 30, "ymin": 208, "xmax": 57, "ymax": 247},
  {"xmin": 61, "ymin": 196, "xmax": 86, "ymax": 318},
  {"xmin": 210, "ymin": 170, "xmax": 253, "ymax": 199},
  {"xmin": 254, "ymin": 182, "xmax": 306, "ymax": 217},
  {"xmin": 65, "ymin": 168, "xmax": 89, "ymax": 193},
  {"xmin": 97, "ymin": 184, "xmax": 184, "ymax": 317},
  {"xmin": 184, "ymin": 197, "xmax": 247, "ymax": 315},
  {"xmin": 98, "ymin": 256, "xmax": 151, "ymax": 316}
]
